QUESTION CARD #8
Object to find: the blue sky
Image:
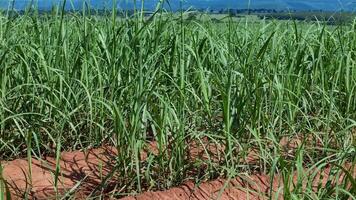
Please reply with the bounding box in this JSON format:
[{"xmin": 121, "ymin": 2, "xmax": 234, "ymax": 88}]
[{"xmin": 0, "ymin": 0, "xmax": 355, "ymax": 11}]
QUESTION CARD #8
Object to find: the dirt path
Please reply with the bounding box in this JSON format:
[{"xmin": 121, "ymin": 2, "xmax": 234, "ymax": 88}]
[
  {"xmin": 122, "ymin": 175, "xmax": 277, "ymax": 200},
  {"xmin": 2, "ymin": 146, "xmax": 119, "ymax": 199},
  {"xmin": 123, "ymin": 165, "xmax": 355, "ymax": 200},
  {"xmin": 1, "ymin": 139, "xmax": 354, "ymax": 199}
]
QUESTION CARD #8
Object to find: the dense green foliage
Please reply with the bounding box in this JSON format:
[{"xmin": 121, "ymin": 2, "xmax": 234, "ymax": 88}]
[
  {"xmin": 0, "ymin": 7, "xmax": 355, "ymax": 199},
  {"xmin": 259, "ymin": 11, "xmax": 356, "ymax": 25}
]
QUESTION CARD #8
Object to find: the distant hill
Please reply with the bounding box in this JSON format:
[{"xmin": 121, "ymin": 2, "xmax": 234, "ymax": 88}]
[{"xmin": 0, "ymin": 0, "xmax": 355, "ymax": 12}]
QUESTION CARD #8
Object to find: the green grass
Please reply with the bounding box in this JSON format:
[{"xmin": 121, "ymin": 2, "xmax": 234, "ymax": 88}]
[{"xmin": 0, "ymin": 3, "xmax": 355, "ymax": 199}]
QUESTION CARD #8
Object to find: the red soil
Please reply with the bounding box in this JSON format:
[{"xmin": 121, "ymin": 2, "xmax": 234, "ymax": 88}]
[
  {"xmin": 1, "ymin": 138, "xmax": 354, "ymax": 199},
  {"xmin": 123, "ymin": 165, "xmax": 355, "ymax": 200},
  {"xmin": 2, "ymin": 147, "xmax": 118, "ymax": 199}
]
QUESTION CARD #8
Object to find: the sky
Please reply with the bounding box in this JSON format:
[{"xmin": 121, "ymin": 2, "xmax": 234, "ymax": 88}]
[{"xmin": 0, "ymin": 0, "xmax": 355, "ymax": 11}]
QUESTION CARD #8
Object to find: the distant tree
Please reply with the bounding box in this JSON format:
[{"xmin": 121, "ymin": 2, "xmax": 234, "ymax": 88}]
[{"xmin": 187, "ymin": 12, "xmax": 197, "ymax": 21}]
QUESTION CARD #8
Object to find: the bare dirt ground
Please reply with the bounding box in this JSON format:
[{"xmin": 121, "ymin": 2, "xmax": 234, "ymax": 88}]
[
  {"xmin": 1, "ymin": 137, "xmax": 355, "ymax": 200},
  {"xmin": 123, "ymin": 164, "xmax": 355, "ymax": 200},
  {"xmin": 2, "ymin": 147, "xmax": 118, "ymax": 199}
]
